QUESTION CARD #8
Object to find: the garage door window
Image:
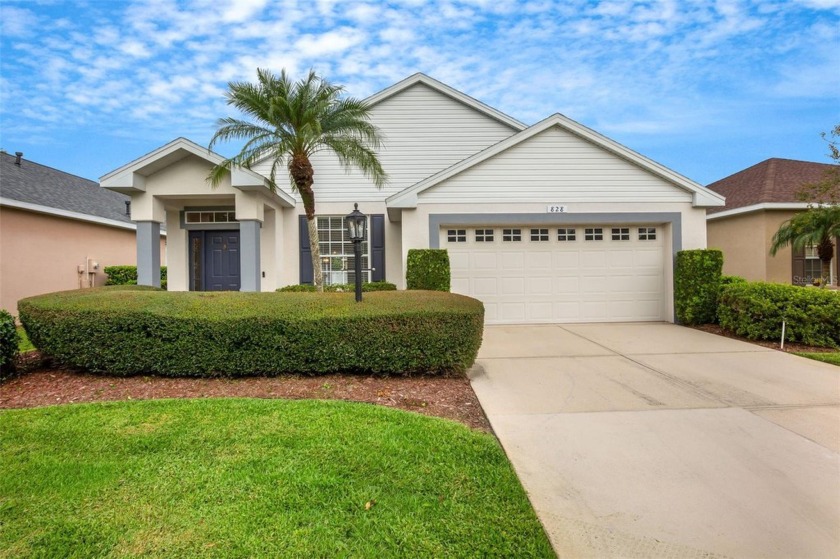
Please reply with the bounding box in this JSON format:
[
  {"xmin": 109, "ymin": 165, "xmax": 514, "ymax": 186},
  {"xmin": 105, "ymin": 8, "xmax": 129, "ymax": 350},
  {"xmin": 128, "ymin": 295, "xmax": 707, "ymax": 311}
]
[
  {"xmin": 475, "ymin": 229, "xmax": 494, "ymax": 242},
  {"xmin": 530, "ymin": 228, "xmax": 549, "ymax": 241},
  {"xmin": 585, "ymin": 228, "xmax": 603, "ymax": 241},
  {"xmin": 447, "ymin": 229, "xmax": 466, "ymax": 242},
  {"xmin": 611, "ymin": 228, "xmax": 630, "ymax": 241},
  {"xmin": 557, "ymin": 228, "xmax": 576, "ymax": 241},
  {"xmin": 638, "ymin": 227, "xmax": 657, "ymax": 240},
  {"xmin": 503, "ymin": 229, "xmax": 522, "ymax": 242}
]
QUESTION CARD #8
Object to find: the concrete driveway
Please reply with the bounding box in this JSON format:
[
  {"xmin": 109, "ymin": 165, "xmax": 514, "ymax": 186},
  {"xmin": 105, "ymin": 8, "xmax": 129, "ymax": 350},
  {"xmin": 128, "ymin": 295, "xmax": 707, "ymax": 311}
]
[{"xmin": 470, "ymin": 323, "xmax": 840, "ymax": 558}]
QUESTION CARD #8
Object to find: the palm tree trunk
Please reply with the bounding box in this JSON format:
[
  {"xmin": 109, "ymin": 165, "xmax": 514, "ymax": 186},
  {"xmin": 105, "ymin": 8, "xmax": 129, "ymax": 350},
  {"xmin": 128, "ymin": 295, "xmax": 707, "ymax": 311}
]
[{"xmin": 290, "ymin": 154, "xmax": 323, "ymax": 291}]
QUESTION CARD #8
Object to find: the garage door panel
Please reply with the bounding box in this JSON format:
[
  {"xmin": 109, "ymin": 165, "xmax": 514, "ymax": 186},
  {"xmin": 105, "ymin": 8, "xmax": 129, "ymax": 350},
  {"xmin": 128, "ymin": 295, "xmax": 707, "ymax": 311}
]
[
  {"xmin": 501, "ymin": 277, "xmax": 525, "ymax": 295},
  {"xmin": 473, "ymin": 277, "xmax": 498, "ymax": 296},
  {"xmin": 443, "ymin": 224, "xmax": 665, "ymax": 324},
  {"xmin": 473, "ymin": 252, "xmax": 498, "ymax": 270},
  {"xmin": 527, "ymin": 277, "xmax": 553, "ymax": 295}
]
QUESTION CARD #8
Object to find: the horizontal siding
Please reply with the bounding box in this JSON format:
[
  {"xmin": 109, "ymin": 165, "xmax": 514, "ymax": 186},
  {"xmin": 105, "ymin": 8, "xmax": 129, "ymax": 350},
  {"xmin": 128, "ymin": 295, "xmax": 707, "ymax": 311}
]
[
  {"xmin": 251, "ymin": 83, "xmax": 517, "ymax": 204},
  {"xmin": 420, "ymin": 127, "xmax": 694, "ymax": 204}
]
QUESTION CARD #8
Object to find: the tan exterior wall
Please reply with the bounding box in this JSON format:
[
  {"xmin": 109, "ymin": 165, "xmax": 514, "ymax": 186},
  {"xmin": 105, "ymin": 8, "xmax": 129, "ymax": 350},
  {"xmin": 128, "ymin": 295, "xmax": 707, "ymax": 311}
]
[
  {"xmin": 707, "ymin": 210, "xmax": 803, "ymax": 283},
  {"xmin": 0, "ymin": 207, "xmax": 166, "ymax": 316}
]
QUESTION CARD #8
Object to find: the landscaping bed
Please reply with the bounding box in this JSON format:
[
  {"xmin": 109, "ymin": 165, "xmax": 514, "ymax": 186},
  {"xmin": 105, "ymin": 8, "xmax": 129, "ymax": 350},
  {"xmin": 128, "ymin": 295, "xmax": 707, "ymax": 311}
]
[
  {"xmin": 0, "ymin": 398, "xmax": 553, "ymax": 557},
  {"xmin": 0, "ymin": 360, "xmax": 490, "ymax": 431}
]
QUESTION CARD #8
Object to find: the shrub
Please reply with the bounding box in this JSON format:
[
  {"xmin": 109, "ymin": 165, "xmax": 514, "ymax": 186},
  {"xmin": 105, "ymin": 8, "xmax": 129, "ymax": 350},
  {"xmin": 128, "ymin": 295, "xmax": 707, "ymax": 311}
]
[
  {"xmin": 674, "ymin": 249, "xmax": 723, "ymax": 325},
  {"xmin": 104, "ymin": 265, "xmax": 168, "ymax": 289},
  {"xmin": 277, "ymin": 282, "xmax": 397, "ymax": 293},
  {"xmin": 406, "ymin": 249, "xmax": 450, "ymax": 291},
  {"xmin": 718, "ymin": 282, "xmax": 840, "ymax": 348},
  {"xmin": 277, "ymin": 284, "xmax": 318, "ymax": 292},
  {"xmin": 720, "ymin": 275, "xmax": 747, "ymax": 286},
  {"xmin": 0, "ymin": 309, "xmax": 18, "ymax": 373},
  {"xmin": 18, "ymin": 287, "xmax": 484, "ymax": 377}
]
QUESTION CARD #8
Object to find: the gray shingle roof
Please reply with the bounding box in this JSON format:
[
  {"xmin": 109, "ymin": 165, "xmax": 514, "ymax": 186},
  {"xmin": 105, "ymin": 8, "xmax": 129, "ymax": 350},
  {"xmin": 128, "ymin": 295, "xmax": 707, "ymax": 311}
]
[{"xmin": 0, "ymin": 152, "xmax": 133, "ymax": 224}]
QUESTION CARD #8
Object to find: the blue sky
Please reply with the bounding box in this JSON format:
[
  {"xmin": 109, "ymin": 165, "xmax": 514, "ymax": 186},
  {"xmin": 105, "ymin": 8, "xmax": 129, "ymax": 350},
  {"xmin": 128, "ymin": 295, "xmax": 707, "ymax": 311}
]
[{"xmin": 1, "ymin": 0, "xmax": 838, "ymax": 186}]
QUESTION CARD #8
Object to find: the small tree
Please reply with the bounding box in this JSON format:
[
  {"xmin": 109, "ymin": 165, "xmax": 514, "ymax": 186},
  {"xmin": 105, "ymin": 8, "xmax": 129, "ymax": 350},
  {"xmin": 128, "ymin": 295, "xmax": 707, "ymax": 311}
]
[
  {"xmin": 209, "ymin": 69, "xmax": 387, "ymax": 290},
  {"xmin": 797, "ymin": 124, "xmax": 840, "ymax": 205},
  {"xmin": 770, "ymin": 206, "xmax": 840, "ymax": 284}
]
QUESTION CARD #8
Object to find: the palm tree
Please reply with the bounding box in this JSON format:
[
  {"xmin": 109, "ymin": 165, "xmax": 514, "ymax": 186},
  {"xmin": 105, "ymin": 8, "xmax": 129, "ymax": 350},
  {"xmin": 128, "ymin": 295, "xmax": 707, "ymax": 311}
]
[
  {"xmin": 770, "ymin": 205, "xmax": 840, "ymax": 284},
  {"xmin": 208, "ymin": 68, "xmax": 387, "ymax": 289}
]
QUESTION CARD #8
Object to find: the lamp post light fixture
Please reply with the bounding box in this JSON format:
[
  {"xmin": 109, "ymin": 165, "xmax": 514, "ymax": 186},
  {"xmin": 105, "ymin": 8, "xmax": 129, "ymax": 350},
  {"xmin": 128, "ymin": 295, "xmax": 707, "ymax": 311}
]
[{"xmin": 345, "ymin": 203, "xmax": 367, "ymax": 302}]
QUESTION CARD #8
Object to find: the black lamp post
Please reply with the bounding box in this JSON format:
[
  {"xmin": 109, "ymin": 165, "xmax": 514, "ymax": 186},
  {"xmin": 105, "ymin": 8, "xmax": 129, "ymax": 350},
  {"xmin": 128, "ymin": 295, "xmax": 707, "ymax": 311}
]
[{"xmin": 345, "ymin": 203, "xmax": 366, "ymax": 302}]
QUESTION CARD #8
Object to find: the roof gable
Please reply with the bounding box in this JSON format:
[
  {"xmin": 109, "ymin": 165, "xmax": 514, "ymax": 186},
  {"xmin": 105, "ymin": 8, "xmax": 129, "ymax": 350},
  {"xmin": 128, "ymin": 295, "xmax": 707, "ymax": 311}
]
[
  {"xmin": 364, "ymin": 73, "xmax": 526, "ymax": 132},
  {"xmin": 706, "ymin": 158, "xmax": 837, "ymax": 214},
  {"xmin": 387, "ymin": 113, "xmax": 724, "ymax": 208},
  {"xmin": 100, "ymin": 138, "xmax": 294, "ymax": 207}
]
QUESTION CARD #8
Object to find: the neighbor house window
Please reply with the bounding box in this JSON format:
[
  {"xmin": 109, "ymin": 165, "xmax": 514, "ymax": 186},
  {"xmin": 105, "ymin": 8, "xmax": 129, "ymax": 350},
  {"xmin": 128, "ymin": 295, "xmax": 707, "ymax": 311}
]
[
  {"xmin": 318, "ymin": 216, "xmax": 369, "ymax": 285},
  {"xmin": 447, "ymin": 229, "xmax": 466, "ymax": 243},
  {"xmin": 530, "ymin": 228, "xmax": 549, "ymax": 241},
  {"xmin": 185, "ymin": 210, "xmax": 237, "ymax": 224},
  {"xmin": 557, "ymin": 228, "xmax": 576, "ymax": 241},
  {"xmin": 804, "ymin": 244, "xmax": 822, "ymax": 282},
  {"xmin": 585, "ymin": 228, "xmax": 603, "ymax": 241},
  {"xmin": 475, "ymin": 229, "xmax": 494, "ymax": 242},
  {"xmin": 503, "ymin": 228, "xmax": 522, "ymax": 242},
  {"xmin": 638, "ymin": 227, "xmax": 657, "ymax": 240},
  {"xmin": 611, "ymin": 228, "xmax": 630, "ymax": 241}
]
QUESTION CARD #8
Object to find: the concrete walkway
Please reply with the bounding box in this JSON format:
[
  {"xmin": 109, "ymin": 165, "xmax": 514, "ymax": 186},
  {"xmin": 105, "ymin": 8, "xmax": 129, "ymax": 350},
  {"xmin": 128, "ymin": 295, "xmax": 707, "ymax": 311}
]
[{"xmin": 470, "ymin": 323, "xmax": 840, "ymax": 558}]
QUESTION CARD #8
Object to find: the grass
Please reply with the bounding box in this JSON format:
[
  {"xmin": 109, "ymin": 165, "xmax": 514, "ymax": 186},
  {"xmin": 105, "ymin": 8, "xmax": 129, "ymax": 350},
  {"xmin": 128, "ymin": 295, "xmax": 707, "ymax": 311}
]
[
  {"xmin": 0, "ymin": 398, "xmax": 554, "ymax": 558},
  {"xmin": 16, "ymin": 326, "xmax": 34, "ymax": 352},
  {"xmin": 793, "ymin": 352, "xmax": 840, "ymax": 366}
]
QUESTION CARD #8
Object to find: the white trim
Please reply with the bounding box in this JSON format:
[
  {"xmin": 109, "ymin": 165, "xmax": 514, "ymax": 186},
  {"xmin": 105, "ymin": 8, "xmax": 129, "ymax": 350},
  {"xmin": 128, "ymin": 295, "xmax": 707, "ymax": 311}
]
[
  {"xmin": 100, "ymin": 137, "xmax": 295, "ymax": 207},
  {"xmin": 0, "ymin": 197, "xmax": 167, "ymax": 235},
  {"xmin": 363, "ymin": 73, "xmax": 526, "ymax": 131},
  {"xmin": 387, "ymin": 113, "xmax": 726, "ymax": 209},
  {"xmin": 706, "ymin": 202, "xmax": 814, "ymax": 220}
]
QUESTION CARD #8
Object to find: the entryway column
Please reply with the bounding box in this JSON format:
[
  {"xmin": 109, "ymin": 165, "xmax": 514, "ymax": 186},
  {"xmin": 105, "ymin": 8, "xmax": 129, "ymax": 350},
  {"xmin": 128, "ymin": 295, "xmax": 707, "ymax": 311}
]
[
  {"xmin": 136, "ymin": 221, "xmax": 161, "ymax": 288},
  {"xmin": 240, "ymin": 219, "xmax": 261, "ymax": 292}
]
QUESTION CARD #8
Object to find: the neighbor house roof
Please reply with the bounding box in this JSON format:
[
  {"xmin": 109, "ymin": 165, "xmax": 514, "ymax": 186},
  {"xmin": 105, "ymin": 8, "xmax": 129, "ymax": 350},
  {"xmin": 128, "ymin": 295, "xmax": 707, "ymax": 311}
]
[
  {"xmin": 0, "ymin": 151, "xmax": 144, "ymax": 230},
  {"xmin": 706, "ymin": 158, "xmax": 836, "ymax": 216}
]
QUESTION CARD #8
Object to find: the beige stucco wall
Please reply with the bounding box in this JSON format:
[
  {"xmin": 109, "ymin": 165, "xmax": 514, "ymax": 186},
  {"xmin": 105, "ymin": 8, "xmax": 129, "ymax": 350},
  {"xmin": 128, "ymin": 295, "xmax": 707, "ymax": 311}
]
[
  {"xmin": 707, "ymin": 210, "xmax": 800, "ymax": 283},
  {"xmin": 0, "ymin": 207, "xmax": 166, "ymax": 316}
]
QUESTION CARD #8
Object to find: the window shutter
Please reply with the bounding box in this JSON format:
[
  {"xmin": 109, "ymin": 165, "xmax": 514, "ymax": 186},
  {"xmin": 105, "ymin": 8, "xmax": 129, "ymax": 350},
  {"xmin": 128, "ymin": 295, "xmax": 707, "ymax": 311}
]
[
  {"xmin": 299, "ymin": 215, "xmax": 313, "ymax": 284},
  {"xmin": 791, "ymin": 245, "xmax": 806, "ymax": 286},
  {"xmin": 370, "ymin": 214, "xmax": 385, "ymax": 282}
]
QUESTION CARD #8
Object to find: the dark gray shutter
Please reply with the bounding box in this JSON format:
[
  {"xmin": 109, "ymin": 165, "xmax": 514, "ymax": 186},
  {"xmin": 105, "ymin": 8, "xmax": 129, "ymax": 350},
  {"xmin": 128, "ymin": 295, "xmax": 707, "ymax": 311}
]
[
  {"xmin": 791, "ymin": 245, "xmax": 806, "ymax": 285},
  {"xmin": 370, "ymin": 214, "xmax": 385, "ymax": 282},
  {"xmin": 299, "ymin": 215, "xmax": 313, "ymax": 284}
]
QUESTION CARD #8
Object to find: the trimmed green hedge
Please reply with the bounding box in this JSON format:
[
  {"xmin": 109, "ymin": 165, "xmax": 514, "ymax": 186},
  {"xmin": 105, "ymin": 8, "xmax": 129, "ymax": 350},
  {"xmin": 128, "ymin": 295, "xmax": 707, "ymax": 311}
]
[
  {"xmin": 406, "ymin": 249, "xmax": 450, "ymax": 291},
  {"xmin": 18, "ymin": 286, "xmax": 484, "ymax": 377},
  {"xmin": 0, "ymin": 309, "xmax": 17, "ymax": 373},
  {"xmin": 104, "ymin": 265, "xmax": 168, "ymax": 289},
  {"xmin": 277, "ymin": 282, "xmax": 397, "ymax": 293},
  {"xmin": 718, "ymin": 282, "xmax": 840, "ymax": 348},
  {"xmin": 674, "ymin": 249, "xmax": 723, "ymax": 325}
]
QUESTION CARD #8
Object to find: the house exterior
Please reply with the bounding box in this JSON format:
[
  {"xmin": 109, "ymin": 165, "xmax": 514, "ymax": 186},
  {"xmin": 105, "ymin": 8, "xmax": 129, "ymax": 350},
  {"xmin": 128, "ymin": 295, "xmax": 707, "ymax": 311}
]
[
  {"xmin": 706, "ymin": 158, "xmax": 839, "ymax": 286},
  {"xmin": 0, "ymin": 152, "xmax": 167, "ymax": 315},
  {"xmin": 101, "ymin": 73, "xmax": 724, "ymax": 324}
]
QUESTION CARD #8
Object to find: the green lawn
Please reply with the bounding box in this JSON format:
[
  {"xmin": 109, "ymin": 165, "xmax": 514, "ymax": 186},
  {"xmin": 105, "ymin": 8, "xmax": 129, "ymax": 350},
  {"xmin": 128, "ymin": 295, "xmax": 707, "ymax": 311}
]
[
  {"xmin": 15, "ymin": 326, "xmax": 34, "ymax": 352},
  {"xmin": 794, "ymin": 352, "xmax": 840, "ymax": 366},
  {"xmin": 0, "ymin": 398, "xmax": 554, "ymax": 558}
]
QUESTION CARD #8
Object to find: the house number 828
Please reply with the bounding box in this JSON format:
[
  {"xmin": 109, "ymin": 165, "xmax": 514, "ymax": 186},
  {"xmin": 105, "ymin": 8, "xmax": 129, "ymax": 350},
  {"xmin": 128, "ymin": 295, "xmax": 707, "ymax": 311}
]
[{"xmin": 547, "ymin": 205, "xmax": 567, "ymax": 213}]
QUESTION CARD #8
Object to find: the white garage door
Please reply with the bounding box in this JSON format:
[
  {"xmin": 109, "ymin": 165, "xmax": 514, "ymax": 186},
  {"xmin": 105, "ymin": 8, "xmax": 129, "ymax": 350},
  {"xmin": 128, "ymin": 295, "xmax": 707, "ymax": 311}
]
[{"xmin": 444, "ymin": 225, "xmax": 665, "ymax": 323}]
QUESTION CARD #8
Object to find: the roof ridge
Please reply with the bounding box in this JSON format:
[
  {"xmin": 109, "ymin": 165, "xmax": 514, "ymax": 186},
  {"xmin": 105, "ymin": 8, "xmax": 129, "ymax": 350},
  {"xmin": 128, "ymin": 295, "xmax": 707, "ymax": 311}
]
[
  {"xmin": 761, "ymin": 158, "xmax": 777, "ymax": 202},
  {"xmin": 0, "ymin": 151, "xmax": 98, "ymax": 184}
]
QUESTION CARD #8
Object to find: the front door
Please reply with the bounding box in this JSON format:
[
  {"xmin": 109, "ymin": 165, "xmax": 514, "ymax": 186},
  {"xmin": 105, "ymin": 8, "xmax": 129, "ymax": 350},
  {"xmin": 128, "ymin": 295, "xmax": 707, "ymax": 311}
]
[{"xmin": 189, "ymin": 230, "xmax": 241, "ymax": 291}]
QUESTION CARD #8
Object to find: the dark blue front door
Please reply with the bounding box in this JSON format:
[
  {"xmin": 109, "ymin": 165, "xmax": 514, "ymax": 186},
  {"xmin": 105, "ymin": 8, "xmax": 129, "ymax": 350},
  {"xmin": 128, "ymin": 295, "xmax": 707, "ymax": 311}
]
[{"xmin": 189, "ymin": 230, "xmax": 240, "ymax": 291}]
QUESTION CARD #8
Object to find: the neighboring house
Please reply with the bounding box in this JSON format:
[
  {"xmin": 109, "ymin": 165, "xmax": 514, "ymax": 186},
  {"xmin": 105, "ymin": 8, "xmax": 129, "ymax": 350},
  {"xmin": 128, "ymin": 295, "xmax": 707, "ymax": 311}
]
[
  {"xmin": 101, "ymin": 73, "xmax": 724, "ymax": 324},
  {"xmin": 0, "ymin": 152, "xmax": 167, "ymax": 314},
  {"xmin": 706, "ymin": 158, "xmax": 839, "ymax": 286}
]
